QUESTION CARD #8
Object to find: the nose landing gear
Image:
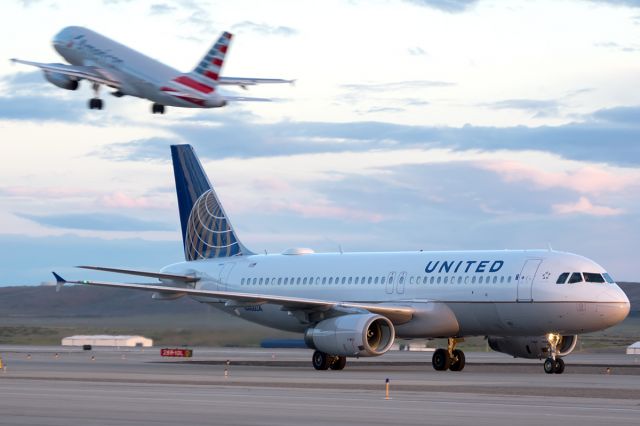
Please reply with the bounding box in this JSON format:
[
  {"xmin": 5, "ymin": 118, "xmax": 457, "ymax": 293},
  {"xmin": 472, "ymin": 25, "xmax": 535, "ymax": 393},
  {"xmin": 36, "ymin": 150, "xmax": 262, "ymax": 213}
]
[
  {"xmin": 543, "ymin": 333, "xmax": 565, "ymax": 374},
  {"xmin": 152, "ymin": 103, "xmax": 165, "ymax": 114},
  {"xmin": 432, "ymin": 338, "xmax": 466, "ymax": 372}
]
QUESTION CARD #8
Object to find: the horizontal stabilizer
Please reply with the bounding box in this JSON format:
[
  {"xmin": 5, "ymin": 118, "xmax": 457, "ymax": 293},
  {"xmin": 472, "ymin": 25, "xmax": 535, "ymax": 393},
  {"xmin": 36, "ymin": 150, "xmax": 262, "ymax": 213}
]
[{"xmin": 76, "ymin": 266, "xmax": 199, "ymax": 283}]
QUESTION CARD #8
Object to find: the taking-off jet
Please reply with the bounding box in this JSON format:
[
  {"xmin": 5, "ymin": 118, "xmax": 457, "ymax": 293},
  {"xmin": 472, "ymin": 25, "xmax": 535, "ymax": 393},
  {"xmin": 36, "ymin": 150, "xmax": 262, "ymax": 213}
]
[{"xmin": 12, "ymin": 26, "xmax": 293, "ymax": 114}]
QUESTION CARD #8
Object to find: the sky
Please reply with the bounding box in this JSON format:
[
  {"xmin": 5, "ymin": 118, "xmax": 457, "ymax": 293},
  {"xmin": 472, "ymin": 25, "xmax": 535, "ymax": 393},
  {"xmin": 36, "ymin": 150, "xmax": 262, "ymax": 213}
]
[{"xmin": 0, "ymin": 0, "xmax": 639, "ymax": 284}]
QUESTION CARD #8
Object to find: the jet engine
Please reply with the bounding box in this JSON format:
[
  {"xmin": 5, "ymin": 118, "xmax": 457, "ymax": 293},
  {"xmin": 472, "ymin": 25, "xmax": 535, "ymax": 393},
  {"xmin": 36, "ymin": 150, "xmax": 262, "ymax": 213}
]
[
  {"xmin": 488, "ymin": 335, "xmax": 578, "ymax": 359},
  {"xmin": 304, "ymin": 313, "xmax": 395, "ymax": 357},
  {"xmin": 44, "ymin": 70, "xmax": 79, "ymax": 90}
]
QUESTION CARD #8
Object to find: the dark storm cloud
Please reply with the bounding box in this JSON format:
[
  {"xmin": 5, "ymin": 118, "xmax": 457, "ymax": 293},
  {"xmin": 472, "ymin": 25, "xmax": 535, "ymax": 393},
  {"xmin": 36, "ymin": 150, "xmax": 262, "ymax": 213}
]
[{"xmin": 17, "ymin": 212, "xmax": 173, "ymax": 232}]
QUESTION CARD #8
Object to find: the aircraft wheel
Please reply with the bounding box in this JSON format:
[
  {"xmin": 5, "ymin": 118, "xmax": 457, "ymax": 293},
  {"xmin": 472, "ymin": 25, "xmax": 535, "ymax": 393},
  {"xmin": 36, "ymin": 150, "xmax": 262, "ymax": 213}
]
[
  {"xmin": 312, "ymin": 350, "xmax": 330, "ymax": 370},
  {"xmin": 554, "ymin": 358, "xmax": 565, "ymax": 374},
  {"xmin": 432, "ymin": 348, "xmax": 450, "ymax": 371},
  {"xmin": 543, "ymin": 357, "xmax": 555, "ymax": 374},
  {"xmin": 152, "ymin": 103, "xmax": 165, "ymax": 114},
  {"xmin": 449, "ymin": 349, "xmax": 466, "ymax": 372},
  {"xmin": 89, "ymin": 98, "xmax": 103, "ymax": 110},
  {"xmin": 329, "ymin": 356, "xmax": 346, "ymax": 371}
]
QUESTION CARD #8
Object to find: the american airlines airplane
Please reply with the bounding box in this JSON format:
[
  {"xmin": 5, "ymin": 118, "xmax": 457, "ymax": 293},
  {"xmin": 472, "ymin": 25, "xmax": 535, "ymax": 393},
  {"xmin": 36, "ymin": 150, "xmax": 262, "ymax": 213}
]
[
  {"xmin": 54, "ymin": 145, "xmax": 631, "ymax": 374},
  {"xmin": 12, "ymin": 26, "xmax": 292, "ymax": 114}
]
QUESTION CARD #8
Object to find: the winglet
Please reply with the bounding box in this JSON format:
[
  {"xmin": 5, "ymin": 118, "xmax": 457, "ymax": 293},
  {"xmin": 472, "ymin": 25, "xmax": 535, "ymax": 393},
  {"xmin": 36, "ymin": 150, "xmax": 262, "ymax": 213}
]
[{"xmin": 52, "ymin": 272, "xmax": 66, "ymax": 292}]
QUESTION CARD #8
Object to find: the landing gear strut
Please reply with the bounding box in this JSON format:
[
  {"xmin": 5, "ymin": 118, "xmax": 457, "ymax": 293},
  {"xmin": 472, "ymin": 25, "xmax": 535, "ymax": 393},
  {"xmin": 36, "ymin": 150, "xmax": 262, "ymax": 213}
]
[
  {"xmin": 88, "ymin": 83, "xmax": 103, "ymax": 110},
  {"xmin": 543, "ymin": 333, "xmax": 565, "ymax": 374},
  {"xmin": 432, "ymin": 338, "xmax": 466, "ymax": 372},
  {"xmin": 312, "ymin": 350, "xmax": 347, "ymax": 371}
]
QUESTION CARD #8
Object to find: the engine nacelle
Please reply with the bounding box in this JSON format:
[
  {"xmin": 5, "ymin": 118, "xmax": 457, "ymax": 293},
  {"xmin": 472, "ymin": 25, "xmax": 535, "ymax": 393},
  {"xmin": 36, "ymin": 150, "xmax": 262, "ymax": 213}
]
[
  {"xmin": 304, "ymin": 314, "xmax": 395, "ymax": 357},
  {"xmin": 44, "ymin": 70, "xmax": 79, "ymax": 90},
  {"xmin": 488, "ymin": 335, "xmax": 578, "ymax": 359}
]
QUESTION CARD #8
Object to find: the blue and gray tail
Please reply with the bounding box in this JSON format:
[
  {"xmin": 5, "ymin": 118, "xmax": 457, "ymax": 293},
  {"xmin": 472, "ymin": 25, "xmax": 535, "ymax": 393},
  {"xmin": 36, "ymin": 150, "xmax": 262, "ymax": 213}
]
[{"xmin": 171, "ymin": 144, "xmax": 252, "ymax": 261}]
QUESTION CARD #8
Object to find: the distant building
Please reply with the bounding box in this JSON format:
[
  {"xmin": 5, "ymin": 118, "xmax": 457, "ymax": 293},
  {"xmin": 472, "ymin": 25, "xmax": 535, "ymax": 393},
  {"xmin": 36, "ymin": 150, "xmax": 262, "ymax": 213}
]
[
  {"xmin": 627, "ymin": 342, "xmax": 640, "ymax": 355},
  {"xmin": 61, "ymin": 335, "xmax": 153, "ymax": 348}
]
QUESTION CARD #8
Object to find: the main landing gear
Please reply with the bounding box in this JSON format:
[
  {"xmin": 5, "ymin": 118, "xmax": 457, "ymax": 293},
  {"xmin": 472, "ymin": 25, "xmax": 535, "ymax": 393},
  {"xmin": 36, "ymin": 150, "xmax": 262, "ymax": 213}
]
[
  {"xmin": 432, "ymin": 338, "xmax": 466, "ymax": 372},
  {"xmin": 152, "ymin": 103, "xmax": 165, "ymax": 114},
  {"xmin": 312, "ymin": 350, "xmax": 347, "ymax": 371},
  {"xmin": 543, "ymin": 333, "xmax": 565, "ymax": 374},
  {"xmin": 88, "ymin": 82, "xmax": 103, "ymax": 110}
]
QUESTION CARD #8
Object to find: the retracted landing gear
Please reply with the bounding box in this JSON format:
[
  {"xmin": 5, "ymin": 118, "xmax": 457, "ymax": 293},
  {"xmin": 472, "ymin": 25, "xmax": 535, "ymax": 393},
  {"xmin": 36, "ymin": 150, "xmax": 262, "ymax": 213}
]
[
  {"xmin": 432, "ymin": 338, "xmax": 466, "ymax": 372},
  {"xmin": 312, "ymin": 350, "xmax": 347, "ymax": 371},
  {"xmin": 88, "ymin": 83, "xmax": 103, "ymax": 110},
  {"xmin": 543, "ymin": 333, "xmax": 565, "ymax": 374},
  {"xmin": 152, "ymin": 103, "xmax": 165, "ymax": 114}
]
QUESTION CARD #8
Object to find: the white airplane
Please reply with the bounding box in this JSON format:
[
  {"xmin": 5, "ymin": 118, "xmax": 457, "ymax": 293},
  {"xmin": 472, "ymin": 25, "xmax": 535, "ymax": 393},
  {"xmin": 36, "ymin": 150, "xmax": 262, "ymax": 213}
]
[
  {"xmin": 53, "ymin": 145, "xmax": 631, "ymax": 374},
  {"xmin": 11, "ymin": 26, "xmax": 292, "ymax": 114}
]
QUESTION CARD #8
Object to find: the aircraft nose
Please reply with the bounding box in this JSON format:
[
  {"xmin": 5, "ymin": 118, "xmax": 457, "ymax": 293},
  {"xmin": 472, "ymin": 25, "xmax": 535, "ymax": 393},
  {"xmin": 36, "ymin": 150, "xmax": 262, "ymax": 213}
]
[{"xmin": 603, "ymin": 286, "xmax": 631, "ymax": 326}]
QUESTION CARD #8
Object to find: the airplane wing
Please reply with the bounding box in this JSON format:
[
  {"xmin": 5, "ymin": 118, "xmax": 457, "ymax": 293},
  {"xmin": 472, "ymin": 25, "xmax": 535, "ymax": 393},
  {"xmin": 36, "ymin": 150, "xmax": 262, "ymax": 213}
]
[
  {"xmin": 52, "ymin": 272, "xmax": 414, "ymax": 324},
  {"xmin": 76, "ymin": 265, "xmax": 199, "ymax": 283},
  {"xmin": 10, "ymin": 59, "xmax": 120, "ymax": 87},
  {"xmin": 218, "ymin": 77, "xmax": 294, "ymax": 88},
  {"xmin": 221, "ymin": 94, "xmax": 272, "ymax": 102}
]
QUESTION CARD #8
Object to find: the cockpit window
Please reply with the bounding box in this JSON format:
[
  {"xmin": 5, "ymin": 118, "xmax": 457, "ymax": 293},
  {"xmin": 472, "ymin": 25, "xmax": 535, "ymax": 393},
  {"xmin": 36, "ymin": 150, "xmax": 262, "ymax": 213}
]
[
  {"xmin": 583, "ymin": 272, "xmax": 605, "ymax": 283},
  {"xmin": 556, "ymin": 272, "xmax": 569, "ymax": 284},
  {"xmin": 603, "ymin": 273, "xmax": 615, "ymax": 284},
  {"xmin": 567, "ymin": 272, "xmax": 583, "ymax": 284}
]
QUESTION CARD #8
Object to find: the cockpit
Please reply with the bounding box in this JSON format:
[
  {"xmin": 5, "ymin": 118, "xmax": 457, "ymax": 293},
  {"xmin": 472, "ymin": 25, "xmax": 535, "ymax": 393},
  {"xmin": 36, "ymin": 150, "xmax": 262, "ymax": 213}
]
[{"xmin": 556, "ymin": 272, "xmax": 615, "ymax": 284}]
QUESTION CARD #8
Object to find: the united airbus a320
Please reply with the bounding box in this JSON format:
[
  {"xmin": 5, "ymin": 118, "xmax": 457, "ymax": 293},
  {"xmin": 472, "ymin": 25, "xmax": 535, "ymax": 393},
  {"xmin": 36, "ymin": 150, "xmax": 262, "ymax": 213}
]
[{"xmin": 54, "ymin": 145, "xmax": 630, "ymax": 374}]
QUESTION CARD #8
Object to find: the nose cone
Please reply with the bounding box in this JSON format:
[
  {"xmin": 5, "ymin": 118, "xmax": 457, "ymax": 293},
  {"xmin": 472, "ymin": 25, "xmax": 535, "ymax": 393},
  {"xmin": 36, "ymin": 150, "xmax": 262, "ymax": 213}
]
[{"xmin": 601, "ymin": 285, "xmax": 631, "ymax": 327}]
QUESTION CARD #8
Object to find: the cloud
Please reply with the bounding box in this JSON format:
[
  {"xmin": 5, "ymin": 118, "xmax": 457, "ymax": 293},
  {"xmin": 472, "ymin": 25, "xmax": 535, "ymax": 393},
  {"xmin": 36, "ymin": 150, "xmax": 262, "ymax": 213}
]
[
  {"xmin": 149, "ymin": 3, "xmax": 176, "ymax": 14},
  {"xmin": 341, "ymin": 80, "xmax": 455, "ymax": 92},
  {"xmin": 408, "ymin": 47, "xmax": 427, "ymax": 56},
  {"xmin": 552, "ymin": 197, "xmax": 624, "ymax": 216},
  {"xmin": 99, "ymin": 192, "xmax": 165, "ymax": 209},
  {"xmin": 479, "ymin": 160, "xmax": 637, "ymax": 195},
  {"xmin": 17, "ymin": 212, "xmax": 173, "ymax": 231},
  {"xmin": 403, "ymin": 0, "xmax": 479, "ymax": 13},
  {"xmin": 482, "ymin": 98, "xmax": 561, "ymax": 118},
  {"xmin": 594, "ymin": 41, "xmax": 640, "ymax": 52},
  {"xmin": 17, "ymin": 0, "xmax": 43, "ymax": 6},
  {"xmin": 232, "ymin": 21, "xmax": 298, "ymax": 37},
  {"xmin": 587, "ymin": 0, "xmax": 640, "ymax": 8},
  {"xmin": 590, "ymin": 105, "xmax": 640, "ymax": 124}
]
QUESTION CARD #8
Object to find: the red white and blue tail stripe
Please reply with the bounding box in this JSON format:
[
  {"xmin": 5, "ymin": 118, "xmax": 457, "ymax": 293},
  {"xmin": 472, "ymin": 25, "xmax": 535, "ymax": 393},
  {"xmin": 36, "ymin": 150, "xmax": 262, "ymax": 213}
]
[{"xmin": 160, "ymin": 32, "xmax": 233, "ymax": 107}]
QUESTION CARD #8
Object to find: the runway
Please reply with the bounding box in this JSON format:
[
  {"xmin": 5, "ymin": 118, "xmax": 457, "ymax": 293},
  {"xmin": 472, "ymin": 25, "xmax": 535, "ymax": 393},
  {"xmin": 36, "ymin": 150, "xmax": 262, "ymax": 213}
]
[{"xmin": 1, "ymin": 346, "xmax": 639, "ymax": 426}]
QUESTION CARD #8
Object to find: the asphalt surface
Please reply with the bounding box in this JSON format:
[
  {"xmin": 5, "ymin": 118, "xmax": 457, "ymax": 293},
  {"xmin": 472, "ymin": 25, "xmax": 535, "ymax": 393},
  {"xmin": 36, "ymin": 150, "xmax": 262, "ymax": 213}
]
[{"xmin": 1, "ymin": 346, "xmax": 639, "ymax": 426}]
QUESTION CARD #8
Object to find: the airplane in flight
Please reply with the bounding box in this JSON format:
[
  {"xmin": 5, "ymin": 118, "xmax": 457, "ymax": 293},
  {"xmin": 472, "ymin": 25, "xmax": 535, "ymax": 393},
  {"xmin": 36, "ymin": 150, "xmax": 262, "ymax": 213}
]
[
  {"xmin": 54, "ymin": 145, "xmax": 630, "ymax": 374},
  {"xmin": 12, "ymin": 26, "xmax": 292, "ymax": 114}
]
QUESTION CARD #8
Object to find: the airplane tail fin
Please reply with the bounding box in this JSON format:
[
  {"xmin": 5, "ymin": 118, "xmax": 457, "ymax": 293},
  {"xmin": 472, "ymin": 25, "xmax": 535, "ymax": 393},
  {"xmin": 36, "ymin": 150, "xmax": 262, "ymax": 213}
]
[
  {"xmin": 171, "ymin": 144, "xmax": 252, "ymax": 261},
  {"xmin": 190, "ymin": 31, "xmax": 232, "ymax": 84}
]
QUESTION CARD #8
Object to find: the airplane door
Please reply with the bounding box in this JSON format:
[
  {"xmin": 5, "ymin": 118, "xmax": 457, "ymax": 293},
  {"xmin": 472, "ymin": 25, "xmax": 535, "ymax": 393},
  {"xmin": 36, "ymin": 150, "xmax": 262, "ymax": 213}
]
[
  {"xmin": 517, "ymin": 259, "xmax": 541, "ymax": 302},
  {"xmin": 218, "ymin": 263, "xmax": 235, "ymax": 291},
  {"xmin": 386, "ymin": 272, "xmax": 396, "ymax": 294},
  {"xmin": 397, "ymin": 272, "xmax": 407, "ymax": 294}
]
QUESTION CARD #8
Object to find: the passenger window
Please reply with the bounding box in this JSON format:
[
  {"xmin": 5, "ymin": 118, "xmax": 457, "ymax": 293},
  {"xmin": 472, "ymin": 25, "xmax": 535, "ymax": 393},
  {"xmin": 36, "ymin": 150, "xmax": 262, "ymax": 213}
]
[
  {"xmin": 322, "ymin": 277, "xmax": 327, "ymax": 285},
  {"xmin": 458, "ymin": 276, "xmax": 463, "ymax": 284},
  {"xmin": 556, "ymin": 272, "xmax": 569, "ymax": 284},
  {"xmin": 479, "ymin": 276, "xmax": 483, "ymax": 284},
  {"xmin": 278, "ymin": 278, "xmax": 282, "ymax": 285},
  {"xmin": 567, "ymin": 272, "xmax": 583, "ymax": 284},
  {"xmin": 259, "ymin": 278, "xmax": 263, "ymax": 285},
  {"xmin": 430, "ymin": 276, "xmax": 435, "ymax": 284},
  {"xmin": 500, "ymin": 276, "xmax": 504, "ymax": 283},
  {"xmin": 583, "ymin": 273, "xmax": 605, "ymax": 283},
  {"xmin": 492, "ymin": 276, "xmax": 497, "ymax": 284},
  {"xmin": 367, "ymin": 277, "xmax": 372, "ymax": 284},
  {"xmin": 409, "ymin": 276, "xmax": 414, "ymax": 285},
  {"xmin": 241, "ymin": 278, "xmax": 245, "ymax": 285},
  {"xmin": 399, "ymin": 276, "xmax": 405, "ymax": 284},
  {"xmin": 471, "ymin": 276, "xmax": 476, "ymax": 284},
  {"xmin": 328, "ymin": 277, "xmax": 333, "ymax": 285},
  {"xmin": 507, "ymin": 276, "xmax": 512, "ymax": 283},
  {"xmin": 464, "ymin": 276, "xmax": 469, "ymax": 284},
  {"xmin": 444, "ymin": 277, "xmax": 448, "ymax": 284},
  {"xmin": 437, "ymin": 276, "xmax": 441, "ymax": 284},
  {"xmin": 348, "ymin": 277, "xmax": 352, "ymax": 284}
]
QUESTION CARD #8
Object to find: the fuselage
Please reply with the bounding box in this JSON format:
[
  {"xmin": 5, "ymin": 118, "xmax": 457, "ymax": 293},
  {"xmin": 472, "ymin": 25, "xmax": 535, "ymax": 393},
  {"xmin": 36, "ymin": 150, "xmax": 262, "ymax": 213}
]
[
  {"xmin": 51, "ymin": 26, "xmax": 224, "ymax": 107},
  {"xmin": 161, "ymin": 249, "xmax": 630, "ymax": 338}
]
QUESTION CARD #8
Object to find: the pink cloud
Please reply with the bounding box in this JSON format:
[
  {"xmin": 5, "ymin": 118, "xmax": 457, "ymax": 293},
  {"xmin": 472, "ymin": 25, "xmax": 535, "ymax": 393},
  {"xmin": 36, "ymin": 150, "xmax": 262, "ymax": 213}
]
[
  {"xmin": 1, "ymin": 186, "xmax": 94, "ymax": 198},
  {"xmin": 552, "ymin": 196, "xmax": 623, "ymax": 217},
  {"xmin": 480, "ymin": 160, "xmax": 635, "ymax": 194},
  {"xmin": 99, "ymin": 192, "xmax": 163, "ymax": 209},
  {"xmin": 268, "ymin": 200, "xmax": 385, "ymax": 223}
]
